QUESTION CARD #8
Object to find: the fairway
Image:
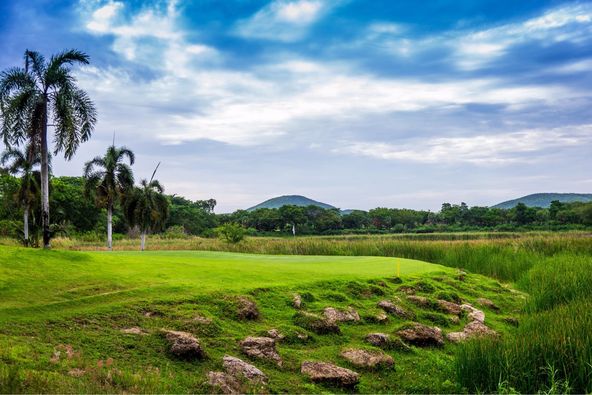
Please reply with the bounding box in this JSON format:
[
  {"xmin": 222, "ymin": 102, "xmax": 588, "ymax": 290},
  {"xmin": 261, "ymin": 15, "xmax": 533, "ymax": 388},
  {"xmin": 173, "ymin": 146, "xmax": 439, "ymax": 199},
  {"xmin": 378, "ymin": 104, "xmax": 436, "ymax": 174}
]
[{"xmin": 0, "ymin": 247, "xmax": 444, "ymax": 321}]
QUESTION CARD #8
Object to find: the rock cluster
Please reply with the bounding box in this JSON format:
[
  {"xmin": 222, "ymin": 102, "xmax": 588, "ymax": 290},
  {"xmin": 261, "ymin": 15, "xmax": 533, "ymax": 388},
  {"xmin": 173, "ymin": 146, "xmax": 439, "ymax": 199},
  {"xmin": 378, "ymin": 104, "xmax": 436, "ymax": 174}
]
[
  {"xmin": 446, "ymin": 303, "xmax": 497, "ymax": 342},
  {"xmin": 207, "ymin": 355, "xmax": 267, "ymax": 394}
]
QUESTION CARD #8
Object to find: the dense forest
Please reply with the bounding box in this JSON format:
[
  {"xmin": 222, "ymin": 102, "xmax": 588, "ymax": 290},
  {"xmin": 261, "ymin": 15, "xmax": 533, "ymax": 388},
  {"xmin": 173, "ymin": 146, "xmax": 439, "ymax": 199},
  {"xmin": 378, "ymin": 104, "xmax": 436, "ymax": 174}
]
[{"xmin": 1, "ymin": 174, "xmax": 591, "ymax": 243}]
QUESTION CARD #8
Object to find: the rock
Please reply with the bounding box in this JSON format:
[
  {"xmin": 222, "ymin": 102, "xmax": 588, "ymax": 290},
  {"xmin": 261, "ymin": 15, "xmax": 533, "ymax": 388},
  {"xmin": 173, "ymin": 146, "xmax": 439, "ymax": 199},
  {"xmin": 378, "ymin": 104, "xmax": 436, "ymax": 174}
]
[
  {"xmin": 162, "ymin": 330, "xmax": 205, "ymax": 359},
  {"xmin": 223, "ymin": 355, "xmax": 268, "ymax": 384},
  {"xmin": 237, "ymin": 297, "xmax": 259, "ymax": 320},
  {"xmin": 407, "ymin": 295, "xmax": 431, "ymax": 307},
  {"xmin": 341, "ymin": 348, "xmax": 394, "ymax": 368},
  {"xmin": 121, "ymin": 327, "xmax": 147, "ymax": 335},
  {"xmin": 68, "ymin": 368, "xmax": 85, "ymax": 377},
  {"xmin": 143, "ymin": 311, "xmax": 163, "ymax": 318},
  {"xmin": 376, "ymin": 311, "xmax": 388, "ymax": 323},
  {"xmin": 461, "ymin": 304, "xmax": 485, "ymax": 323},
  {"xmin": 437, "ymin": 300, "xmax": 462, "ymax": 315},
  {"xmin": 267, "ymin": 328, "xmax": 284, "ymax": 340},
  {"xmin": 365, "ymin": 333, "xmax": 391, "ymax": 348},
  {"xmin": 449, "ymin": 315, "xmax": 460, "ymax": 325},
  {"xmin": 447, "ymin": 321, "xmax": 497, "ymax": 343},
  {"xmin": 294, "ymin": 311, "xmax": 340, "ymax": 334},
  {"xmin": 377, "ymin": 300, "xmax": 412, "ymax": 319},
  {"xmin": 398, "ymin": 285, "xmax": 416, "ymax": 295},
  {"xmin": 207, "ymin": 371, "xmax": 240, "ymax": 394},
  {"xmin": 239, "ymin": 336, "xmax": 282, "ymax": 366},
  {"xmin": 457, "ymin": 270, "xmax": 467, "ymax": 281},
  {"xmin": 397, "ymin": 323, "xmax": 444, "ymax": 347},
  {"xmin": 301, "ymin": 361, "xmax": 359, "ymax": 387},
  {"xmin": 193, "ymin": 315, "xmax": 213, "ymax": 324},
  {"xmin": 323, "ymin": 307, "xmax": 360, "ymax": 323},
  {"xmin": 477, "ymin": 298, "xmax": 500, "ymax": 311},
  {"xmin": 293, "ymin": 294, "xmax": 302, "ymax": 309}
]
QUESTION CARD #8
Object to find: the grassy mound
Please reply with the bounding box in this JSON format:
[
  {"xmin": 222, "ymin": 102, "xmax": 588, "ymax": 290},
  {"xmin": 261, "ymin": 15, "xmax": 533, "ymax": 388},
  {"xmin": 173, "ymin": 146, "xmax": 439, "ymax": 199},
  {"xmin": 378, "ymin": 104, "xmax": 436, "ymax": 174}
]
[{"xmin": 0, "ymin": 247, "xmax": 522, "ymax": 393}]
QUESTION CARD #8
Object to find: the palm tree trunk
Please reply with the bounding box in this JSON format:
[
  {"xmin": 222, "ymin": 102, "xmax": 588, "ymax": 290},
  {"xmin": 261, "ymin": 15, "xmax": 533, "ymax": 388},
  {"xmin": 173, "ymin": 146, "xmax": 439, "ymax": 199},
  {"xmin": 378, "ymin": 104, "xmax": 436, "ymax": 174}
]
[
  {"xmin": 140, "ymin": 232, "xmax": 146, "ymax": 251},
  {"xmin": 107, "ymin": 203, "xmax": 113, "ymax": 251},
  {"xmin": 23, "ymin": 204, "xmax": 29, "ymax": 245},
  {"xmin": 40, "ymin": 96, "xmax": 51, "ymax": 249}
]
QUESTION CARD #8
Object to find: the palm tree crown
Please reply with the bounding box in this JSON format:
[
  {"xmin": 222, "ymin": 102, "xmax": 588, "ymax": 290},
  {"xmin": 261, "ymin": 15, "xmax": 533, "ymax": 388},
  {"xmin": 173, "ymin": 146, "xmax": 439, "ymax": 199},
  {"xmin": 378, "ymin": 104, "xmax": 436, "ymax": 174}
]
[
  {"xmin": 0, "ymin": 49, "xmax": 97, "ymax": 248},
  {"xmin": 84, "ymin": 145, "xmax": 135, "ymax": 208},
  {"xmin": 126, "ymin": 179, "xmax": 169, "ymax": 234}
]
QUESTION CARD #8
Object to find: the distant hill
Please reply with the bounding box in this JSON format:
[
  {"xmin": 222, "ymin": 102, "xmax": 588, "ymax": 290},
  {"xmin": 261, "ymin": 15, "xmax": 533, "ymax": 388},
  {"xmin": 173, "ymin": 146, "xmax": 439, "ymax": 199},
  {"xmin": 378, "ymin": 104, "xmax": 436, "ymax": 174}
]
[
  {"xmin": 493, "ymin": 193, "xmax": 592, "ymax": 209},
  {"xmin": 247, "ymin": 195, "xmax": 336, "ymax": 211}
]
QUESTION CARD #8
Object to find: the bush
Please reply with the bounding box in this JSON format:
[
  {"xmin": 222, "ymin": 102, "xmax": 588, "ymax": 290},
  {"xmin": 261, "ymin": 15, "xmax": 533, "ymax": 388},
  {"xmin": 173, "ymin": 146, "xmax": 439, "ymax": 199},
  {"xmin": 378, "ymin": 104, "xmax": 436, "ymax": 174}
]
[
  {"xmin": 164, "ymin": 225, "xmax": 187, "ymax": 239},
  {"xmin": 215, "ymin": 223, "xmax": 246, "ymax": 244}
]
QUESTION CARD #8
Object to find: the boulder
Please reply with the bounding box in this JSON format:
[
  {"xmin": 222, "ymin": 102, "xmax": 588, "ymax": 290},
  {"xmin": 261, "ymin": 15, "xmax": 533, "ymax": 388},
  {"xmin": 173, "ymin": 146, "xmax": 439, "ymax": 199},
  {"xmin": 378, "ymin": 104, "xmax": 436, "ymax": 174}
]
[
  {"xmin": 301, "ymin": 361, "xmax": 359, "ymax": 387},
  {"xmin": 293, "ymin": 311, "xmax": 340, "ymax": 334},
  {"xmin": 293, "ymin": 294, "xmax": 302, "ymax": 309},
  {"xmin": 461, "ymin": 304, "xmax": 485, "ymax": 323},
  {"xmin": 477, "ymin": 298, "xmax": 500, "ymax": 311},
  {"xmin": 239, "ymin": 336, "xmax": 282, "ymax": 366},
  {"xmin": 407, "ymin": 295, "xmax": 431, "ymax": 308},
  {"xmin": 237, "ymin": 297, "xmax": 259, "ymax": 320},
  {"xmin": 377, "ymin": 300, "xmax": 412, "ymax": 319},
  {"xmin": 446, "ymin": 321, "xmax": 497, "ymax": 343},
  {"xmin": 207, "ymin": 371, "xmax": 239, "ymax": 394},
  {"xmin": 341, "ymin": 348, "xmax": 394, "ymax": 368},
  {"xmin": 267, "ymin": 328, "xmax": 284, "ymax": 340},
  {"xmin": 162, "ymin": 330, "xmax": 205, "ymax": 359},
  {"xmin": 121, "ymin": 327, "xmax": 147, "ymax": 335},
  {"xmin": 223, "ymin": 355, "xmax": 268, "ymax": 384},
  {"xmin": 193, "ymin": 315, "xmax": 213, "ymax": 324},
  {"xmin": 375, "ymin": 311, "xmax": 388, "ymax": 323},
  {"xmin": 397, "ymin": 323, "xmax": 444, "ymax": 347},
  {"xmin": 365, "ymin": 333, "xmax": 391, "ymax": 348},
  {"xmin": 398, "ymin": 285, "xmax": 416, "ymax": 295},
  {"xmin": 323, "ymin": 307, "xmax": 360, "ymax": 323},
  {"xmin": 437, "ymin": 300, "xmax": 462, "ymax": 315}
]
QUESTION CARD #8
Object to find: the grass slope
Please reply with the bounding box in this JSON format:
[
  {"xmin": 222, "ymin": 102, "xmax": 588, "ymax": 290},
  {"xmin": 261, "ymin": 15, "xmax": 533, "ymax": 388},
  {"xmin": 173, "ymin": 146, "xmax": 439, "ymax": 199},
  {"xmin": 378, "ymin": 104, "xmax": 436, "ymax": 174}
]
[
  {"xmin": 0, "ymin": 246, "xmax": 522, "ymax": 393},
  {"xmin": 246, "ymin": 195, "xmax": 335, "ymax": 211}
]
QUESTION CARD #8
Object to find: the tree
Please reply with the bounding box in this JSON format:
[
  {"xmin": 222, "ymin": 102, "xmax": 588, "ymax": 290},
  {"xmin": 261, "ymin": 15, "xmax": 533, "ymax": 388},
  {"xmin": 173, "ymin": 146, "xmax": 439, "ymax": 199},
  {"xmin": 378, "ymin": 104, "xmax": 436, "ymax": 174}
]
[
  {"xmin": 0, "ymin": 49, "xmax": 96, "ymax": 248},
  {"xmin": 125, "ymin": 170, "xmax": 169, "ymax": 251},
  {"xmin": 84, "ymin": 145, "xmax": 135, "ymax": 250},
  {"xmin": 0, "ymin": 144, "xmax": 41, "ymax": 245}
]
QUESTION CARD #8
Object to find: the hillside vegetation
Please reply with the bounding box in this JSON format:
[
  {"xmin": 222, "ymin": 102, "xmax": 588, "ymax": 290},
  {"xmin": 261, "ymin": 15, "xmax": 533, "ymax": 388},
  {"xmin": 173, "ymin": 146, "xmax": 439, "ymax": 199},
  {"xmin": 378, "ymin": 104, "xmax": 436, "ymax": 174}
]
[
  {"xmin": 493, "ymin": 193, "xmax": 592, "ymax": 209},
  {"xmin": 0, "ymin": 246, "xmax": 521, "ymax": 393},
  {"xmin": 246, "ymin": 195, "xmax": 335, "ymax": 211}
]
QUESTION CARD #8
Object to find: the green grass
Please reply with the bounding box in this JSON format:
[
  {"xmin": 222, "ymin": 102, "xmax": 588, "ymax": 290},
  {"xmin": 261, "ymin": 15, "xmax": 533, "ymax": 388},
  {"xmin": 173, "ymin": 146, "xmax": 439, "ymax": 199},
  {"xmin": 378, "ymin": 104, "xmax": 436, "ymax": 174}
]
[
  {"xmin": 0, "ymin": 248, "xmax": 437, "ymax": 322},
  {"xmin": 0, "ymin": 245, "xmax": 523, "ymax": 393}
]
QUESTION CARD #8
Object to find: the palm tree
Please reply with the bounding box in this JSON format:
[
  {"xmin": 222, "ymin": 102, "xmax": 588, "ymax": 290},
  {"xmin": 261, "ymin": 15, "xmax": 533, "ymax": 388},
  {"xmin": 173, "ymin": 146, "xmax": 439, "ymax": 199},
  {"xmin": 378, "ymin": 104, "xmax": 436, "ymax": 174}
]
[
  {"xmin": 0, "ymin": 144, "xmax": 41, "ymax": 245},
  {"xmin": 84, "ymin": 145, "xmax": 135, "ymax": 250},
  {"xmin": 0, "ymin": 49, "xmax": 96, "ymax": 248},
  {"xmin": 125, "ymin": 165, "xmax": 169, "ymax": 251}
]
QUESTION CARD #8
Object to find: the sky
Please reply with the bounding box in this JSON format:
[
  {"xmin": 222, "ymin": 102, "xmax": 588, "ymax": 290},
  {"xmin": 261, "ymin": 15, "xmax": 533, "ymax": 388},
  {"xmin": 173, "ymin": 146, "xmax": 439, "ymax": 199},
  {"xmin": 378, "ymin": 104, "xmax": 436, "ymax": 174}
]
[{"xmin": 1, "ymin": 0, "xmax": 591, "ymax": 212}]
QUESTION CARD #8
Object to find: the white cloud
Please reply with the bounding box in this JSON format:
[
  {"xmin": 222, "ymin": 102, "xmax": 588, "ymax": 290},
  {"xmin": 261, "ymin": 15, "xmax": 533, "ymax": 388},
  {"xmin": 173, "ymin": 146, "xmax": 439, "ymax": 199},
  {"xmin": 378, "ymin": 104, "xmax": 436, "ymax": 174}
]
[
  {"xmin": 332, "ymin": 125, "xmax": 592, "ymax": 165},
  {"xmin": 453, "ymin": 3, "xmax": 592, "ymax": 70},
  {"xmin": 234, "ymin": 0, "xmax": 337, "ymax": 42}
]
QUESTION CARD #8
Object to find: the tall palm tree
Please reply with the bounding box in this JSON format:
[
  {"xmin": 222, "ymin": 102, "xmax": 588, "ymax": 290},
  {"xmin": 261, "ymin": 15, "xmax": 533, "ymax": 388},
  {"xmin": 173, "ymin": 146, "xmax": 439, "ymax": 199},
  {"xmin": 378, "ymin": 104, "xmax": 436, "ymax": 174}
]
[
  {"xmin": 84, "ymin": 145, "xmax": 135, "ymax": 250},
  {"xmin": 125, "ymin": 166, "xmax": 169, "ymax": 251},
  {"xmin": 0, "ymin": 49, "xmax": 97, "ymax": 248},
  {"xmin": 0, "ymin": 144, "xmax": 41, "ymax": 245}
]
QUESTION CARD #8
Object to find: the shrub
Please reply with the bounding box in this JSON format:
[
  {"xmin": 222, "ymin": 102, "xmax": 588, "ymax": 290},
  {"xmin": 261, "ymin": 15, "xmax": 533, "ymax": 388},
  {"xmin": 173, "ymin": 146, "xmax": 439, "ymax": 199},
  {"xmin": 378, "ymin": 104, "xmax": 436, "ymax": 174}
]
[{"xmin": 216, "ymin": 223, "xmax": 246, "ymax": 244}]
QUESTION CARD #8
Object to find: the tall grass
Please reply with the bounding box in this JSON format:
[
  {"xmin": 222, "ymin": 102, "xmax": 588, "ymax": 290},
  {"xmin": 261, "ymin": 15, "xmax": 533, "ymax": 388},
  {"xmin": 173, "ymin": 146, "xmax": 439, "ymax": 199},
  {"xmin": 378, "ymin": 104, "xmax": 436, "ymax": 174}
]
[
  {"xmin": 47, "ymin": 233, "xmax": 592, "ymax": 282},
  {"xmin": 456, "ymin": 253, "xmax": 592, "ymax": 393}
]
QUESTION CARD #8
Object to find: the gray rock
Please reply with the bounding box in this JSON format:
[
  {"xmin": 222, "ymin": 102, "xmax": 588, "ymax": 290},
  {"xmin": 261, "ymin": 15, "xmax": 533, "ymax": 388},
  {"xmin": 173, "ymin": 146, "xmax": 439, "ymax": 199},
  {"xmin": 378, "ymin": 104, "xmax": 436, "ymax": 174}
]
[
  {"xmin": 377, "ymin": 300, "xmax": 412, "ymax": 319},
  {"xmin": 223, "ymin": 355, "xmax": 267, "ymax": 384},
  {"xmin": 323, "ymin": 307, "xmax": 360, "ymax": 323},
  {"xmin": 397, "ymin": 323, "xmax": 444, "ymax": 347},
  {"xmin": 341, "ymin": 348, "xmax": 394, "ymax": 368},
  {"xmin": 301, "ymin": 361, "xmax": 359, "ymax": 387},
  {"xmin": 162, "ymin": 330, "xmax": 204, "ymax": 359},
  {"xmin": 239, "ymin": 336, "xmax": 282, "ymax": 366}
]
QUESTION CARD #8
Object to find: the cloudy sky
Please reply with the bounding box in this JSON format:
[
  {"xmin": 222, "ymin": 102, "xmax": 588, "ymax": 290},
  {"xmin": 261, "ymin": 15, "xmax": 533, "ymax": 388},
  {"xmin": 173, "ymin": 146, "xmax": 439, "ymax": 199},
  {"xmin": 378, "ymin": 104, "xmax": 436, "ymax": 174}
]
[{"xmin": 1, "ymin": 0, "xmax": 591, "ymax": 212}]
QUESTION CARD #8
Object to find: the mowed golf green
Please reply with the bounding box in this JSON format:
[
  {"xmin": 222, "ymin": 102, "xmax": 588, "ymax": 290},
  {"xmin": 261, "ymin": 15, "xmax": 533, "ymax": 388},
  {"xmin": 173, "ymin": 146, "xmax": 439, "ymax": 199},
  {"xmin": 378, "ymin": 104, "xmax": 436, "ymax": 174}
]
[{"xmin": 0, "ymin": 246, "xmax": 444, "ymax": 321}]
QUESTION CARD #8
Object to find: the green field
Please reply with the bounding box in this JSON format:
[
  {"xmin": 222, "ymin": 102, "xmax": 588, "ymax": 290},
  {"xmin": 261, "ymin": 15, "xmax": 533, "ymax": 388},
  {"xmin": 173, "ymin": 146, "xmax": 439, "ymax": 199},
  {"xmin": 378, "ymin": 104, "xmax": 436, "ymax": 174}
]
[
  {"xmin": 0, "ymin": 248, "xmax": 438, "ymax": 321},
  {"xmin": 0, "ymin": 245, "xmax": 524, "ymax": 393}
]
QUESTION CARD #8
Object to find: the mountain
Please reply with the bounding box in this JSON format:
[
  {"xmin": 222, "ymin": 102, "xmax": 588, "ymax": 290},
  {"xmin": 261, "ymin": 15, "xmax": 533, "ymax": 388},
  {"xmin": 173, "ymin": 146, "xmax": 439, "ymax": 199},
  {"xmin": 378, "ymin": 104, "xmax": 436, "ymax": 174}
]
[
  {"xmin": 247, "ymin": 195, "xmax": 336, "ymax": 211},
  {"xmin": 492, "ymin": 193, "xmax": 592, "ymax": 209}
]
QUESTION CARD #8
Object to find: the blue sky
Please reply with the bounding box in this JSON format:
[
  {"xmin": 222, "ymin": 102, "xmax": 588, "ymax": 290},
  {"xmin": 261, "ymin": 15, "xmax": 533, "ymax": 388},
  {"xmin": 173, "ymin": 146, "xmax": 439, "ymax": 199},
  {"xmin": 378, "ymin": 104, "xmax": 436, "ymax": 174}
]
[{"xmin": 1, "ymin": 0, "xmax": 591, "ymax": 212}]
